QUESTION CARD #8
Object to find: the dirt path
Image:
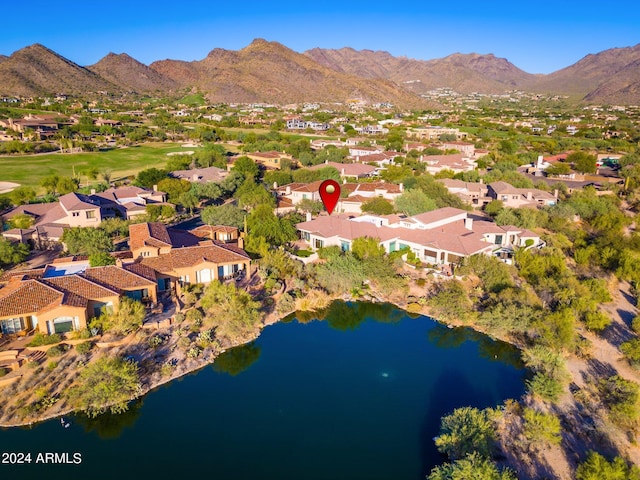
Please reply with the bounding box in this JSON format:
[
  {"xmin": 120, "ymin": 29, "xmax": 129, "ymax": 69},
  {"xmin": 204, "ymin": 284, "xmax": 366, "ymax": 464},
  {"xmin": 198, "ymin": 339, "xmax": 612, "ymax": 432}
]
[{"xmin": 524, "ymin": 280, "xmax": 640, "ymax": 479}]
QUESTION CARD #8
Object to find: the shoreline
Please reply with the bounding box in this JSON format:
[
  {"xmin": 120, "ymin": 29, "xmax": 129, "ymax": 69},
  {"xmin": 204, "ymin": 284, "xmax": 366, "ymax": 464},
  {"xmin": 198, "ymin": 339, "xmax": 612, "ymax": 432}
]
[{"xmin": 0, "ymin": 292, "xmax": 515, "ymax": 429}]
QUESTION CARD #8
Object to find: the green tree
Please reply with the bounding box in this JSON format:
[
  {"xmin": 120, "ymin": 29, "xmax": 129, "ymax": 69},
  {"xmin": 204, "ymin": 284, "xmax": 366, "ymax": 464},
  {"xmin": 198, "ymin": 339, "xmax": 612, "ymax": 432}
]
[
  {"xmin": 0, "ymin": 238, "xmax": 29, "ymax": 267},
  {"xmin": 201, "ymin": 204, "xmax": 246, "ymax": 229},
  {"xmin": 61, "ymin": 227, "xmax": 114, "ymax": 255},
  {"xmin": 157, "ymin": 178, "xmax": 192, "ymax": 202},
  {"xmin": 178, "ymin": 191, "xmax": 199, "ymax": 214},
  {"xmin": 247, "ymin": 204, "xmax": 296, "ymax": 247},
  {"xmin": 394, "ymin": 189, "xmax": 437, "ymax": 216},
  {"xmin": 200, "ymin": 281, "xmax": 263, "ymax": 343},
  {"xmin": 599, "ymin": 375, "xmax": 640, "ymax": 427},
  {"xmin": 428, "ymin": 280, "xmax": 474, "ymax": 322},
  {"xmin": 545, "ymin": 163, "xmax": 572, "ymax": 176},
  {"xmin": 522, "ymin": 407, "xmax": 562, "ymax": 447},
  {"xmin": 9, "ymin": 186, "xmax": 36, "ymax": 206},
  {"xmin": 292, "ymin": 166, "xmax": 341, "ymax": 183},
  {"xmin": 620, "ymin": 338, "xmax": 640, "ymax": 365},
  {"xmin": 576, "ymin": 451, "xmax": 640, "ymax": 480},
  {"xmin": 41, "ymin": 175, "xmax": 61, "ymax": 195},
  {"xmin": 296, "ymin": 198, "xmax": 324, "ymax": 215},
  {"xmin": 351, "ymin": 237, "xmax": 385, "ymax": 260},
  {"xmin": 232, "ymin": 156, "xmax": 260, "ymax": 180},
  {"xmin": 69, "ymin": 357, "xmax": 140, "ymax": 417},
  {"xmin": 135, "ymin": 168, "xmax": 168, "ymax": 188},
  {"xmin": 428, "ymin": 452, "xmax": 516, "ymax": 480},
  {"xmin": 236, "ymin": 179, "xmax": 275, "ymax": 210},
  {"xmin": 361, "ymin": 197, "xmax": 394, "ymax": 215},
  {"xmin": 434, "ymin": 407, "xmax": 496, "ymax": 460},
  {"xmin": 89, "ymin": 251, "xmax": 116, "ymax": 267},
  {"xmin": 90, "ymin": 297, "xmax": 145, "ymax": 336},
  {"xmin": 568, "ymin": 151, "xmax": 597, "ymax": 174},
  {"xmin": 9, "ymin": 213, "xmax": 34, "ymax": 229},
  {"xmin": 264, "ymin": 170, "xmax": 293, "ymax": 187},
  {"xmin": 314, "ymin": 252, "xmax": 367, "ymax": 294},
  {"xmin": 56, "ymin": 176, "xmax": 80, "ymax": 194},
  {"xmin": 484, "ymin": 200, "xmax": 504, "ymax": 217}
]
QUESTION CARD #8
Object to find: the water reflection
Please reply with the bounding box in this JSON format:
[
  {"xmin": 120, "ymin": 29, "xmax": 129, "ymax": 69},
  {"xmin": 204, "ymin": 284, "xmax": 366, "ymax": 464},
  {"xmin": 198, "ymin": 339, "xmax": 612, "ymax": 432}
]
[
  {"xmin": 428, "ymin": 325, "xmax": 523, "ymax": 369},
  {"xmin": 75, "ymin": 399, "xmax": 143, "ymax": 439},
  {"xmin": 212, "ymin": 342, "xmax": 262, "ymax": 376}
]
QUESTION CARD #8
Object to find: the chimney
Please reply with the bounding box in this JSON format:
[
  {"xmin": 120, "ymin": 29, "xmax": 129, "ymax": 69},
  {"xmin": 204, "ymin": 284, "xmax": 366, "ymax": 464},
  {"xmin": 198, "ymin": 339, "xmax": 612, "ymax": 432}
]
[
  {"xmin": 306, "ymin": 212, "xmax": 312, "ymax": 222},
  {"xmin": 554, "ymin": 189, "xmax": 559, "ymax": 199},
  {"xmin": 341, "ymin": 168, "xmax": 345, "ymax": 175},
  {"xmin": 90, "ymin": 188, "xmax": 96, "ymax": 195},
  {"xmin": 285, "ymin": 185, "xmax": 291, "ymax": 195},
  {"xmin": 464, "ymin": 217, "xmax": 473, "ymax": 231},
  {"xmin": 526, "ymin": 191, "xmax": 533, "ymax": 201},
  {"xmin": 273, "ymin": 182, "xmax": 278, "ymax": 190},
  {"xmin": 115, "ymin": 257, "xmax": 123, "ymax": 267},
  {"xmin": 325, "ymin": 159, "xmax": 328, "ymax": 164},
  {"xmin": 192, "ymin": 174, "xmax": 198, "ymax": 182},
  {"xmin": 479, "ymin": 178, "xmax": 483, "ymax": 185},
  {"xmin": 237, "ymin": 237, "xmax": 244, "ymax": 249},
  {"xmin": 399, "ymin": 183, "xmax": 404, "ymax": 192},
  {"xmin": 537, "ymin": 155, "xmax": 544, "ymax": 168},
  {"xmin": 153, "ymin": 184, "xmax": 158, "ymax": 192},
  {"xmin": 343, "ymin": 178, "xmax": 347, "ymax": 184}
]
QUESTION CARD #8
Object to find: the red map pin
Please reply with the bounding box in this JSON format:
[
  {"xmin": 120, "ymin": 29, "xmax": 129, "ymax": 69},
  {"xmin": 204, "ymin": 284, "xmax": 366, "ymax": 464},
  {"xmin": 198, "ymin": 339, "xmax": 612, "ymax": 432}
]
[{"xmin": 319, "ymin": 179, "xmax": 341, "ymax": 215}]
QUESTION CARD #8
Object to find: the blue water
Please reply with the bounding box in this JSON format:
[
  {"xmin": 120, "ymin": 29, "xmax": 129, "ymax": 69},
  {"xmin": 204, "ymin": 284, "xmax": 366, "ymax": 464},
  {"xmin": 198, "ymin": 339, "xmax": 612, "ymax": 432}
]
[{"xmin": 0, "ymin": 302, "xmax": 525, "ymax": 480}]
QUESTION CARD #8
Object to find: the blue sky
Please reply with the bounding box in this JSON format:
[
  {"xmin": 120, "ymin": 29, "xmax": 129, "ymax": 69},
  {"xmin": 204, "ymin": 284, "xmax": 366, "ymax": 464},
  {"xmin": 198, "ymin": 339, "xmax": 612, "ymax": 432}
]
[{"xmin": 1, "ymin": 0, "xmax": 639, "ymax": 74}]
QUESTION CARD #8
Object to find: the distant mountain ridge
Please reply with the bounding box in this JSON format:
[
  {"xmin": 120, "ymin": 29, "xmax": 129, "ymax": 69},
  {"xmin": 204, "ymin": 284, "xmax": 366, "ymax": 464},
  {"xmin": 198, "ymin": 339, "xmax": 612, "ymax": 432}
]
[
  {"xmin": 1, "ymin": 40, "xmax": 640, "ymax": 104},
  {"xmin": 88, "ymin": 52, "xmax": 179, "ymax": 93},
  {"xmin": 149, "ymin": 39, "xmax": 428, "ymax": 108},
  {"xmin": 304, "ymin": 47, "xmax": 537, "ymax": 94}
]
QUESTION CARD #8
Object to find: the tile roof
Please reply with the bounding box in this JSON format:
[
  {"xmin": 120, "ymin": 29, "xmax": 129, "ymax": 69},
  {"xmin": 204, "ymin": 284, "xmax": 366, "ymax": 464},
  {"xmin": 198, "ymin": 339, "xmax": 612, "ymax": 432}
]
[
  {"xmin": 83, "ymin": 265, "xmax": 156, "ymax": 291},
  {"xmin": 308, "ymin": 162, "xmax": 376, "ymax": 177},
  {"xmin": 58, "ymin": 192, "xmax": 99, "ymax": 212},
  {"xmin": 0, "ymin": 280, "xmax": 63, "ymax": 318},
  {"xmin": 0, "ymin": 268, "xmax": 45, "ymax": 284},
  {"xmin": 43, "ymin": 275, "xmax": 119, "ymax": 300},
  {"xmin": 123, "ymin": 262, "xmax": 158, "ymax": 282},
  {"xmin": 189, "ymin": 225, "xmax": 238, "ymax": 238},
  {"xmin": 140, "ymin": 243, "xmax": 250, "ymax": 274},
  {"xmin": 129, "ymin": 222, "xmax": 172, "ymax": 250},
  {"xmin": 129, "ymin": 223, "xmax": 201, "ymax": 250},
  {"xmin": 412, "ymin": 207, "xmax": 468, "ymax": 225}
]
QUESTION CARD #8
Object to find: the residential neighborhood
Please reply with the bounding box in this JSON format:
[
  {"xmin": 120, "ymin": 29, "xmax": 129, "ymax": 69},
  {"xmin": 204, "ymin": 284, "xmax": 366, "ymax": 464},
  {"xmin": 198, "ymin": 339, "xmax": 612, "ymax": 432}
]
[{"xmin": 1, "ymin": 34, "xmax": 640, "ymax": 480}]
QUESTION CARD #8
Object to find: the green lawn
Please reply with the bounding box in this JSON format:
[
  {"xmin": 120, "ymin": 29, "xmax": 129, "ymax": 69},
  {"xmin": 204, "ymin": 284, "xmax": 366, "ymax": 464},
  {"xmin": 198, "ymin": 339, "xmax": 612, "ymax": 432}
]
[{"xmin": 0, "ymin": 142, "xmax": 200, "ymax": 190}]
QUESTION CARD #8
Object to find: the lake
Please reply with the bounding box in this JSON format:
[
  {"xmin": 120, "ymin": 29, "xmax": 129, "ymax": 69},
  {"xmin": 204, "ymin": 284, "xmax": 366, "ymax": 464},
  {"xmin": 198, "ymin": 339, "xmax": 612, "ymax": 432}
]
[{"xmin": 0, "ymin": 302, "xmax": 525, "ymax": 480}]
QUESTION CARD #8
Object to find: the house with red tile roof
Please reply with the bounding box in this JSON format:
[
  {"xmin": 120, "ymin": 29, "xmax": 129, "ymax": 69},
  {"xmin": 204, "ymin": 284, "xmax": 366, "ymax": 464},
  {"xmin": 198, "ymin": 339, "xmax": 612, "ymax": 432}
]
[
  {"xmin": 437, "ymin": 179, "xmax": 490, "ymax": 207},
  {"xmin": 2, "ymin": 187, "xmax": 168, "ymax": 247},
  {"xmin": 418, "ymin": 153, "xmax": 476, "ymax": 175},
  {"xmin": 487, "ymin": 182, "xmax": 558, "ymax": 208},
  {"xmin": 129, "ymin": 222, "xmax": 201, "ymax": 259},
  {"xmin": 128, "ymin": 222, "xmax": 251, "ymax": 293},
  {"xmin": 0, "ymin": 266, "xmax": 122, "ymax": 336},
  {"xmin": 139, "ymin": 241, "xmax": 250, "ymax": 292},
  {"xmin": 296, "ymin": 207, "xmax": 541, "ymax": 266},
  {"xmin": 308, "ymin": 161, "xmax": 378, "ymax": 179},
  {"xmin": 275, "ymin": 181, "xmax": 403, "ymax": 214}
]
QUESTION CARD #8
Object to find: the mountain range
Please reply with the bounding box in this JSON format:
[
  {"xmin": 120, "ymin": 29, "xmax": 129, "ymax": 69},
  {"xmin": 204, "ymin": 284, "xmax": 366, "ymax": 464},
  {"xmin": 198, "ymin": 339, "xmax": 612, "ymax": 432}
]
[{"xmin": 1, "ymin": 39, "xmax": 640, "ymax": 105}]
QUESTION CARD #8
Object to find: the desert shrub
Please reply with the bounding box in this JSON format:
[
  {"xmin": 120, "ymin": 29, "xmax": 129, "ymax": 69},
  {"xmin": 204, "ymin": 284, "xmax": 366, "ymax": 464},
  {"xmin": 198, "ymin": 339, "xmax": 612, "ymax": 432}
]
[
  {"xmin": 27, "ymin": 333, "xmax": 61, "ymax": 347},
  {"xmin": 75, "ymin": 341, "xmax": 93, "ymax": 355},
  {"xmin": 46, "ymin": 345, "xmax": 66, "ymax": 357},
  {"xmin": 186, "ymin": 308, "xmax": 204, "ymax": 323}
]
